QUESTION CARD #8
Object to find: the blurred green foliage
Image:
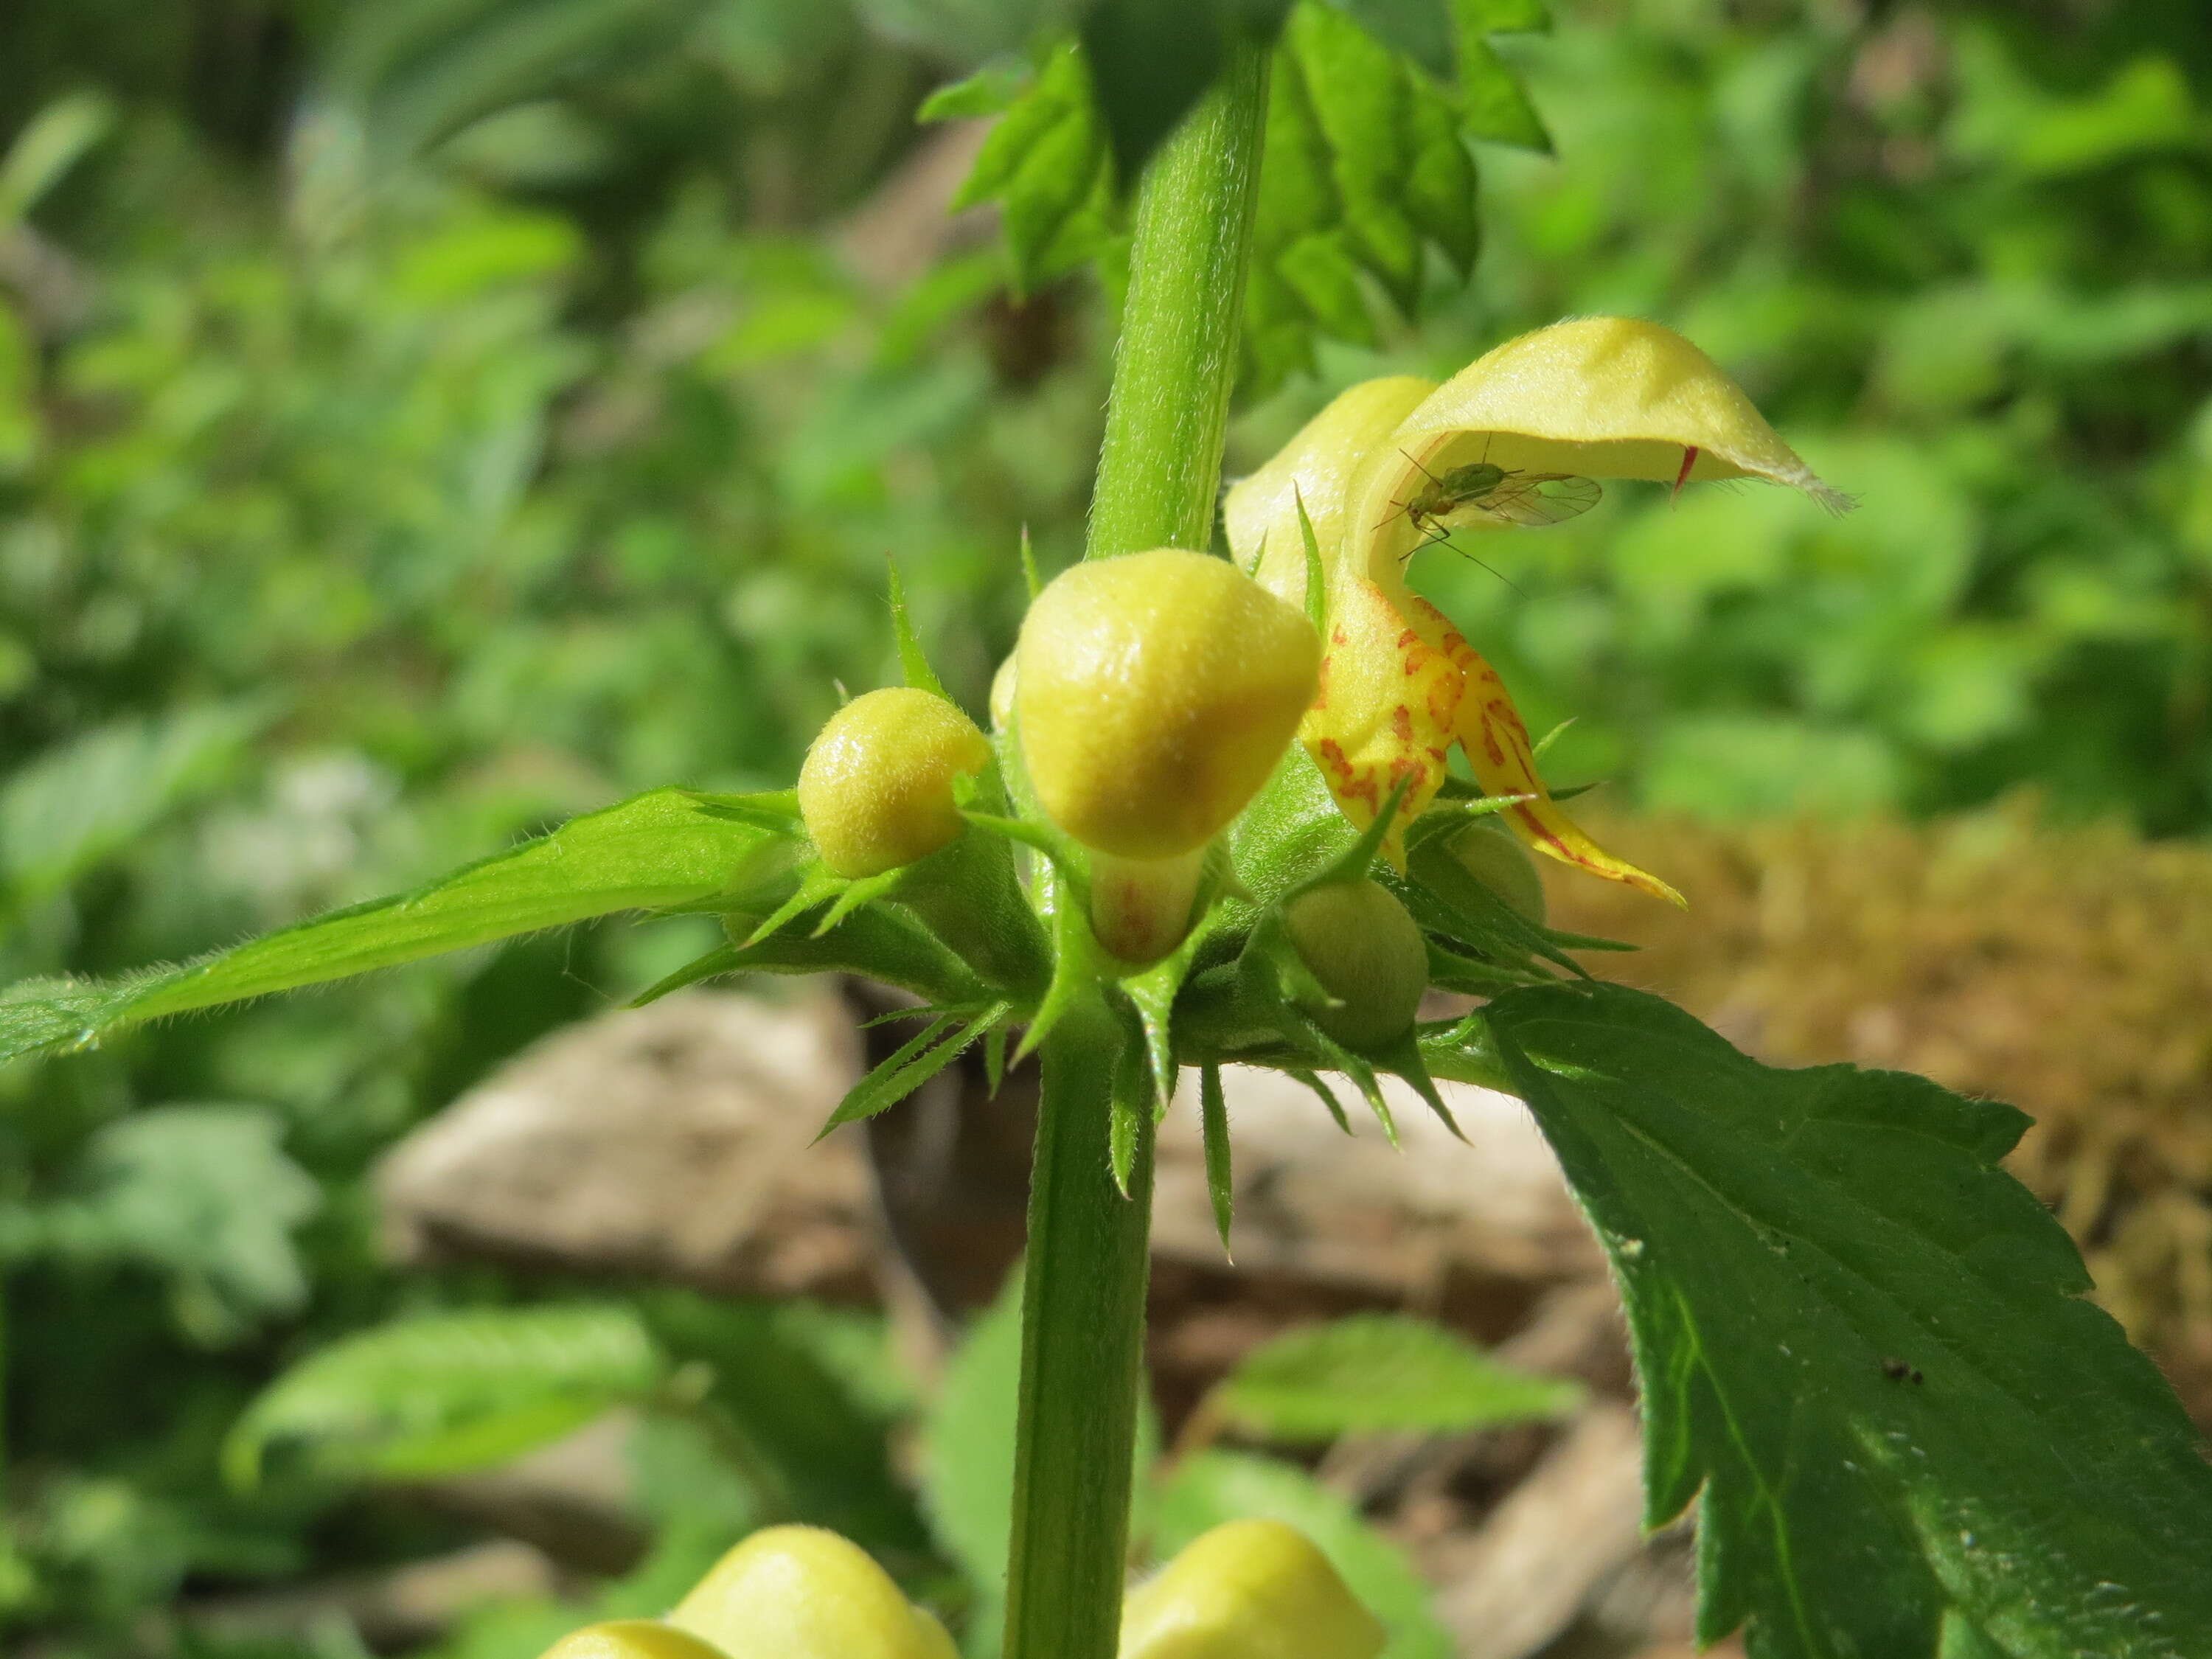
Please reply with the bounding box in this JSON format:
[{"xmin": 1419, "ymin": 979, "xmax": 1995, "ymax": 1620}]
[{"xmin": 0, "ymin": 0, "xmax": 2208, "ymax": 1652}]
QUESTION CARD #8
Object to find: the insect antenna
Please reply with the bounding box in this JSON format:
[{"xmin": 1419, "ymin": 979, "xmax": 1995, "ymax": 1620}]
[
  {"xmin": 1408, "ymin": 520, "xmax": 1526, "ymax": 595},
  {"xmin": 1399, "ymin": 448, "xmax": 1446, "ymax": 487}
]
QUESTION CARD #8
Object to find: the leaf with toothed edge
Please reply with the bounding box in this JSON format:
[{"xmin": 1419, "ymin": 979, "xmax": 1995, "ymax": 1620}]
[
  {"xmin": 1485, "ymin": 981, "xmax": 2212, "ymax": 1657},
  {"xmin": 953, "ymin": 43, "xmax": 1116, "ymax": 295},
  {"xmin": 953, "ymin": 4, "xmax": 1554, "ymax": 387}
]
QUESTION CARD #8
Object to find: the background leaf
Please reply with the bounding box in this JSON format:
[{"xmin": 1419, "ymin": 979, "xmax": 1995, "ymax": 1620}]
[
  {"xmin": 1211, "ymin": 1310, "xmax": 1581, "ymax": 1441},
  {"xmin": 952, "ymin": 2, "xmax": 1554, "ymax": 391},
  {"xmin": 1077, "ymin": 0, "xmax": 1295, "ymax": 186},
  {"xmin": 11, "ymin": 1105, "xmax": 321, "ymax": 1345},
  {"xmin": 1484, "ymin": 982, "xmax": 2212, "ymax": 1657},
  {"xmin": 1150, "ymin": 1450, "xmax": 1452, "ymax": 1659},
  {"xmin": 950, "ymin": 44, "xmax": 1116, "ymax": 293},
  {"xmin": 0, "ymin": 705, "xmax": 265, "ymax": 920},
  {"xmin": 223, "ymin": 1304, "xmax": 664, "ymax": 1487}
]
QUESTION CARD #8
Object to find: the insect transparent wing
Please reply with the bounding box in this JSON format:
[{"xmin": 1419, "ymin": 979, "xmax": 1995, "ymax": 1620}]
[{"xmin": 1464, "ymin": 474, "xmax": 1602, "ymax": 528}]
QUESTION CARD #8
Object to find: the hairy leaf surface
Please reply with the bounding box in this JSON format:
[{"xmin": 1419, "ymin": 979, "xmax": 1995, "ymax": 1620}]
[{"xmin": 1484, "ymin": 982, "xmax": 2212, "ymax": 1658}]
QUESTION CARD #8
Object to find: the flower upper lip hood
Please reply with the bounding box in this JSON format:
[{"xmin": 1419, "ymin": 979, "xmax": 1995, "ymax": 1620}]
[{"xmin": 1225, "ymin": 316, "xmax": 1845, "ymax": 902}]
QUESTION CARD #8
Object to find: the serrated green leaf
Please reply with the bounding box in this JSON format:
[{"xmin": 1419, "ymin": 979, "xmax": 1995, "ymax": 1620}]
[
  {"xmin": 1246, "ymin": 3, "xmax": 1481, "ymax": 389},
  {"xmin": 1486, "ymin": 982, "xmax": 2212, "ymax": 1657},
  {"xmin": 0, "ymin": 787, "xmax": 785, "ymax": 1067},
  {"xmin": 953, "ymin": 43, "xmax": 1117, "ymax": 293},
  {"xmin": 953, "ymin": 4, "xmax": 1548, "ymax": 387},
  {"xmin": 1150, "ymin": 1450, "xmax": 1450, "ymax": 1659},
  {"xmin": 1211, "ymin": 1311, "xmax": 1579, "ymax": 1441},
  {"xmin": 224, "ymin": 1305, "xmax": 663, "ymax": 1489}
]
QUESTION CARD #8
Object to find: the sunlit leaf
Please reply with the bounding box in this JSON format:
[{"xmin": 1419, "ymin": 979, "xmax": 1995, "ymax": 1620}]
[
  {"xmin": 1483, "ymin": 982, "xmax": 2212, "ymax": 1656},
  {"xmin": 0, "ymin": 787, "xmax": 787, "ymax": 1067}
]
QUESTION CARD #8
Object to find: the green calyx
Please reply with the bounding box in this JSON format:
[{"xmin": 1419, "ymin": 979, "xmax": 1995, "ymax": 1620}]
[{"xmin": 1280, "ymin": 880, "xmax": 1426, "ymax": 1050}]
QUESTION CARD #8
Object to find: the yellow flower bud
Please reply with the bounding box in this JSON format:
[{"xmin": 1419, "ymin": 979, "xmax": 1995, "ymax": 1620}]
[
  {"xmin": 669, "ymin": 1526, "xmax": 956, "ymax": 1659},
  {"xmin": 1015, "ymin": 549, "xmax": 1320, "ymax": 963},
  {"xmin": 1016, "ymin": 550, "xmax": 1320, "ymax": 861},
  {"xmin": 1449, "ymin": 815, "xmax": 1546, "ymax": 924},
  {"xmin": 1119, "ymin": 1520, "xmax": 1384, "ymax": 1659},
  {"xmin": 990, "ymin": 652, "xmax": 1018, "ymax": 732},
  {"xmin": 798, "ymin": 687, "xmax": 992, "ymax": 879},
  {"xmin": 538, "ymin": 1622, "xmax": 731, "ymax": 1659},
  {"xmin": 1281, "ymin": 880, "xmax": 1427, "ymax": 1049}
]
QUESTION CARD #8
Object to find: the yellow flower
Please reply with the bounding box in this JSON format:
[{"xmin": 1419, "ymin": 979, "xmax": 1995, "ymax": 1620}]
[
  {"xmin": 667, "ymin": 1526, "xmax": 956, "ymax": 1659},
  {"xmin": 1119, "ymin": 1519, "xmax": 1383, "ymax": 1659},
  {"xmin": 1225, "ymin": 317, "xmax": 1844, "ymax": 901}
]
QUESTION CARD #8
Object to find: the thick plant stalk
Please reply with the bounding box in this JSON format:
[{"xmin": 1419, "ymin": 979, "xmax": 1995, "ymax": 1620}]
[
  {"xmin": 1004, "ymin": 996, "xmax": 1155, "ymax": 1659},
  {"xmin": 1004, "ymin": 39, "xmax": 1271, "ymax": 1659},
  {"xmin": 1084, "ymin": 42, "xmax": 1272, "ymax": 562}
]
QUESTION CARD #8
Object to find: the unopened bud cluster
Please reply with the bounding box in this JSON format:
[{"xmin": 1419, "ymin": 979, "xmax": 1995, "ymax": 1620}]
[{"xmin": 536, "ymin": 1520, "xmax": 1379, "ymax": 1659}]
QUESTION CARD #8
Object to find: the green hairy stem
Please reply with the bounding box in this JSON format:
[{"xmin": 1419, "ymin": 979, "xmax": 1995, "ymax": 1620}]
[
  {"xmin": 1084, "ymin": 43, "xmax": 1271, "ymax": 563},
  {"xmin": 1004, "ymin": 38, "xmax": 1270, "ymax": 1659},
  {"xmin": 1003, "ymin": 998, "xmax": 1155, "ymax": 1659}
]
